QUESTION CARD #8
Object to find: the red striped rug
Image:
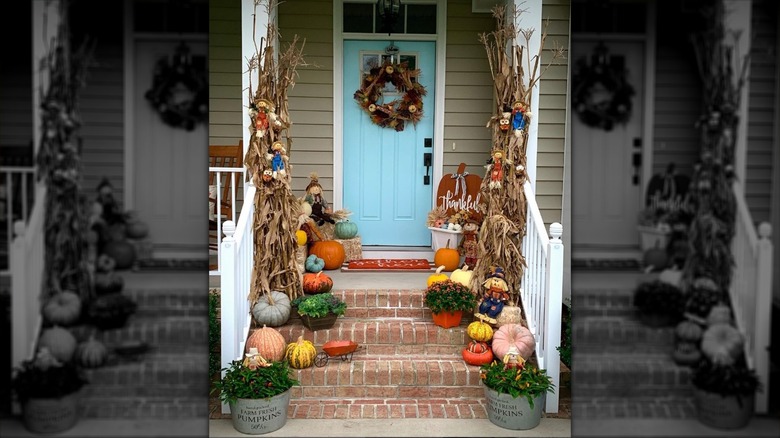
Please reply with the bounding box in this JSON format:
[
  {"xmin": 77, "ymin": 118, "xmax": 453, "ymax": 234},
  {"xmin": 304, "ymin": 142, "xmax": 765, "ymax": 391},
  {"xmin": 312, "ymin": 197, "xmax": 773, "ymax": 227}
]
[{"xmin": 344, "ymin": 259, "xmax": 433, "ymax": 272}]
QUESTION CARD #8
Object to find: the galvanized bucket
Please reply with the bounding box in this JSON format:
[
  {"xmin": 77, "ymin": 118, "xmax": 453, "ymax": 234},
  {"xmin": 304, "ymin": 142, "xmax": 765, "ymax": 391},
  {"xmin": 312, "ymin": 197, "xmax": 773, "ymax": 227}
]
[
  {"xmin": 229, "ymin": 390, "xmax": 291, "ymax": 435},
  {"xmin": 484, "ymin": 386, "xmax": 545, "ymax": 430},
  {"xmin": 22, "ymin": 393, "xmax": 79, "ymax": 434}
]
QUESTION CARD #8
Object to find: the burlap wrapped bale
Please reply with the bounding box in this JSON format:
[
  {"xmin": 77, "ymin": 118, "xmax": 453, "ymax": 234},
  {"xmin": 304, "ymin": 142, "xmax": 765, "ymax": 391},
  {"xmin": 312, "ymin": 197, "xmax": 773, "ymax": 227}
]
[{"xmin": 334, "ymin": 236, "xmax": 363, "ymax": 262}]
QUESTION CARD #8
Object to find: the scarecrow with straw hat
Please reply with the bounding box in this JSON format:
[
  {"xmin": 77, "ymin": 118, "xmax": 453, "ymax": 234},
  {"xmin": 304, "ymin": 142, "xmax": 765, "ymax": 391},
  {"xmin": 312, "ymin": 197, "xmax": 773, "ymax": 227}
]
[
  {"xmin": 304, "ymin": 172, "xmax": 335, "ymax": 226},
  {"xmin": 475, "ymin": 266, "xmax": 510, "ymax": 324}
]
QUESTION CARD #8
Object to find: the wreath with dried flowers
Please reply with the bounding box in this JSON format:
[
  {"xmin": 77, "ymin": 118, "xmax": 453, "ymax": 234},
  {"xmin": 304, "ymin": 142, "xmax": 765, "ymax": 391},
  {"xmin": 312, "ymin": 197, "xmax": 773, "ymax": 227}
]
[
  {"xmin": 353, "ymin": 61, "xmax": 426, "ymax": 132},
  {"xmin": 144, "ymin": 49, "xmax": 208, "ymax": 131},
  {"xmin": 572, "ymin": 56, "xmax": 634, "ymax": 131}
]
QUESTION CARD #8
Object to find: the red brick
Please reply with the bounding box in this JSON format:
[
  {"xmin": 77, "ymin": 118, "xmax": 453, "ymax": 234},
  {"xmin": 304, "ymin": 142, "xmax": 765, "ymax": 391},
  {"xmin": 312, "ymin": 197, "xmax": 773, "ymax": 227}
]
[
  {"xmin": 334, "ymin": 404, "xmax": 349, "ymax": 419},
  {"xmin": 322, "ymin": 404, "xmax": 336, "ymax": 418},
  {"xmin": 376, "ymin": 293, "xmax": 389, "ymax": 307},
  {"xmin": 473, "ymin": 404, "xmax": 488, "ymax": 419},
  {"xmin": 293, "ymin": 404, "xmax": 310, "ymax": 419},
  {"xmin": 337, "ymin": 361, "xmax": 351, "ymax": 385},
  {"xmin": 403, "ymin": 404, "xmax": 418, "ymax": 418},
  {"xmin": 418, "ymin": 404, "xmax": 432, "ymax": 418},
  {"xmin": 390, "ymin": 404, "xmax": 404, "ymax": 418},
  {"xmin": 440, "ymin": 361, "xmax": 455, "ymax": 385},
  {"xmin": 430, "ymin": 404, "xmax": 445, "ymax": 418},
  {"xmin": 399, "ymin": 292, "xmax": 412, "ymax": 307},
  {"xmin": 370, "ymin": 386, "xmax": 398, "ymax": 398},
  {"xmin": 377, "ymin": 324, "xmax": 391, "ymax": 343},
  {"xmin": 398, "ymin": 386, "xmax": 430, "ymax": 398},
  {"xmin": 289, "ymin": 386, "xmax": 304, "ymax": 398},
  {"xmin": 350, "ymin": 361, "xmax": 364, "ymax": 385},
  {"xmin": 389, "ymin": 323, "xmax": 402, "ymax": 344},
  {"xmin": 402, "ymin": 361, "xmax": 416, "ymax": 385},
  {"xmin": 349, "ymin": 404, "xmax": 362, "ymax": 419},
  {"xmin": 455, "ymin": 403, "xmax": 474, "ymax": 419},
  {"xmin": 389, "ymin": 361, "xmax": 402, "ymax": 385},
  {"xmin": 363, "ymin": 361, "xmax": 378, "ymax": 385},
  {"xmin": 351, "ymin": 322, "xmax": 367, "ymax": 344},
  {"xmin": 387, "ymin": 291, "xmax": 401, "ymax": 307},
  {"xmin": 362, "ymin": 404, "xmax": 376, "ymax": 419},
  {"xmin": 303, "ymin": 386, "xmax": 335, "ymax": 397},
  {"xmin": 352, "ymin": 399, "xmax": 386, "ymax": 404},
  {"xmin": 452, "ymin": 361, "xmax": 468, "ymax": 385},
  {"xmin": 335, "ymin": 386, "xmax": 367, "ymax": 398},
  {"xmin": 348, "ymin": 308, "xmax": 369, "ymax": 318},
  {"xmin": 400, "ymin": 322, "xmax": 416, "ymax": 344},
  {"xmin": 375, "ymin": 404, "xmax": 389, "ymax": 419},
  {"xmin": 444, "ymin": 404, "xmax": 459, "ymax": 418},
  {"xmin": 377, "ymin": 362, "xmax": 391, "ymax": 385},
  {"xmin": 427, "ymin": 362, "xmax": 442, "ymax": 385},
  {"xmin": 312, "ymin": 367, "xmax": 326, "ymax": 386}
]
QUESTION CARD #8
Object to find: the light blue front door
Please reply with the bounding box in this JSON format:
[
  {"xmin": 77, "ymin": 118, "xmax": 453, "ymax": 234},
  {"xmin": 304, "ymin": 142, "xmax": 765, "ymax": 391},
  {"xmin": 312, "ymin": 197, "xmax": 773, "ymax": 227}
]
[{"xmin": 343, "ymin": 40, "xmax": 435, "ymax": 246}]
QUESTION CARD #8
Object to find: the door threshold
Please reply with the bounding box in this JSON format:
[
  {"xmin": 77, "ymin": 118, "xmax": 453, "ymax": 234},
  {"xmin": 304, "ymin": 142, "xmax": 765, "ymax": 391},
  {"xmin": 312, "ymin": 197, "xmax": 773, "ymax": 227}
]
[{"xmin": 361, "ymin": 246, "xmax": 434, "ymax": 260}]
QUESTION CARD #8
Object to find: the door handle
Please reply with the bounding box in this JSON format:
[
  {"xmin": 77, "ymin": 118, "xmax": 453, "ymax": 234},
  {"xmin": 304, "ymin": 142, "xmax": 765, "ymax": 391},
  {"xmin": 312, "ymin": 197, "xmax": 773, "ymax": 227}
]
[
  {"xmin": 632, "ymin": 152, "xmax": 642, "ymax": 185},
  {"xmin": 423, "ymin": 153, "xmax": 432, "ymax": 185}
]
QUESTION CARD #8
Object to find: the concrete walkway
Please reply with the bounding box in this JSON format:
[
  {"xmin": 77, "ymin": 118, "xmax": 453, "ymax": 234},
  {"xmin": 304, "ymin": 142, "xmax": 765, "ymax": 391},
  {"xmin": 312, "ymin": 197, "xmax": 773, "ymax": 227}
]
[{"xmin": 573, "ymin": 417, "xmax": 780, "ymax": 437}]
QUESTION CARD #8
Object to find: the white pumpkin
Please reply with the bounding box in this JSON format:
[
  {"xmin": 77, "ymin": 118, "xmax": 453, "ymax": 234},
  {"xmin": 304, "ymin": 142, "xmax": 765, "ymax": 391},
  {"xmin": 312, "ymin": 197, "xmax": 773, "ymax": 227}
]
[{"xmin": 450, "ymin": 265, "xmax": 474, "ymax": 288}]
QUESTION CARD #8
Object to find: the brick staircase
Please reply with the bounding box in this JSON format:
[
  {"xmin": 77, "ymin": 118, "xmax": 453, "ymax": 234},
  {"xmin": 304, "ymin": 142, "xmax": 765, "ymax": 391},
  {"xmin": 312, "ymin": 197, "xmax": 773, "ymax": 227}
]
[
  {"xmin": 71, "ymin": 282, "xmax": 209, "ymax": 420},
  {"xmin": 571, "ymin": 280, "xmax": 697, "ymax": 419},
  {"xmin": 210, "ymin": 288, "xmax": 570, "ymax": 420}
]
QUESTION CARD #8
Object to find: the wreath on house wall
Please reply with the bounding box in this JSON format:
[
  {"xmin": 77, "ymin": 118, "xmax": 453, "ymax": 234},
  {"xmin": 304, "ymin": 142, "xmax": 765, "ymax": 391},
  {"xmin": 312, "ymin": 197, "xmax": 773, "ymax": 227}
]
[
  {"xmin": 353, "ymin": 61, "xmax": 427, "ymax": 132},
  {"xmin": 145, "ymin": 42, "xmax": 208, "ymax": 131},
  {"xmin": 572, "ymin": 45, "xmax": 635, "ymax": 131}
]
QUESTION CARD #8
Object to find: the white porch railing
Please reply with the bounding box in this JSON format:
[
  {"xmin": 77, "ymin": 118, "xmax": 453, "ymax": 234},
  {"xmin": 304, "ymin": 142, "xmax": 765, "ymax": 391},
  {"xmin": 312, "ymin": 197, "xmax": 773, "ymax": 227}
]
[
  {"xmin": 10, "ymin": 183, "xmax": 47, "ymax": 381},
  {"xmin": 729, "ymin": 180, "xmax": 773, "ymax": 414},
  {"xmin": 209, "ymin": 166, "xmax": 245, "ymax": 275},
  {"xmin": 1, "ymin": 166, "xmax": 36, "ymax": 275},
  {"xmin": 521, "ymin": 180, "xmax": 564, "ymax": 414},
  {"xmin": 219, "ymin": 182, "xmax": 256, "ymax": 414}
]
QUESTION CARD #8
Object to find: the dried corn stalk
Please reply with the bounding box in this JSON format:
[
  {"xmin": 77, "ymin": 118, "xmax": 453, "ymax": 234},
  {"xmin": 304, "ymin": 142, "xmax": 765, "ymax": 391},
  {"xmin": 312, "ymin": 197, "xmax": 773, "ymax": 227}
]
[{"xmin": 245, "ymin": 0, "xmax": 308, "ymax": 305}]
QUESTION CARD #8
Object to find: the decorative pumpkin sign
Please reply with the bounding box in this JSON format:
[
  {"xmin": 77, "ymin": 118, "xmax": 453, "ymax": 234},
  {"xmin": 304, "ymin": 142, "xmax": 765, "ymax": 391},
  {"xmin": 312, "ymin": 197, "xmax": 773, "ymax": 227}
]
[
  {"xmin": 334, "ymin": 220, "xmax": 358, "ymax": 239},
  {"xmin": 251, "ymin": 291, "xmax": 292, "ymax": 327},
  {"xmin": 285, "ymin": 335, "xmax": 317, "ymax": 369},
  {"xmin": 462, "ymin": 340, "xmax": 494, "ymax": 366},
  {"xmin": 42, "ymin": 291, "xmax": 82, "ymax": 326},
  {"xmin": 491, "ymin": 323, "xmax": 536, "ymax": 362},
  {"xmin": 434, "ymin": 239, "xmax": 460, "ymax": 271},
  {"xmin": 436, "ymin": 163, "xmax": 483, "ymax": 223},
  {"xmin": 466, "ymin": 320, "xmax": 494, "ymax": 342},
  {"xmin": 427, "ymin": 266, "xmax": 448, "ymax": 287},
  {"xmin": 302, "ymin": 272, "xmax": 334, "ymax": 294},
  {"xmin": 245, "ymin": 325, "xmax": 286, "ymax": 362},
  {"xmin": 309, "ymin": 240, "xmax": 346, "ymax": 270},
  {"xmin": 450, "ymin": 264, "xmax": 473, "ymax": 287}
]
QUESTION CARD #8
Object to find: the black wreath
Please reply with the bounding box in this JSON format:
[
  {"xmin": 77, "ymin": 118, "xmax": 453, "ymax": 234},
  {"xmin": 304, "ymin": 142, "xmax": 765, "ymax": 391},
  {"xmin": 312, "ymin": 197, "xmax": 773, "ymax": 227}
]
[
  {"xmin": 572, "ymin": 56, "xmax": 634, "ymax": 131},
  {"xmin": 145, "ymin": 50, "xmax": 208, "ymax": 131}
]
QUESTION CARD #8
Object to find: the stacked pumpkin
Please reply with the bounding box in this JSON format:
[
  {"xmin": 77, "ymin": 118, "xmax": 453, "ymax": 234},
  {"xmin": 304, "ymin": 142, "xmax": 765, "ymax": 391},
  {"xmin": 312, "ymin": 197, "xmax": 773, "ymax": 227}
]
[
  {"xmin": 462, "ymin": 321, "xmax": 494, "ymax": 366},
  {"xmin": 699, "ymin": 304, "xmax": 744, "ymax": 366},
  {"xmin": 672, "ymin": 320, "xmax": 704, "ymax": 366}
]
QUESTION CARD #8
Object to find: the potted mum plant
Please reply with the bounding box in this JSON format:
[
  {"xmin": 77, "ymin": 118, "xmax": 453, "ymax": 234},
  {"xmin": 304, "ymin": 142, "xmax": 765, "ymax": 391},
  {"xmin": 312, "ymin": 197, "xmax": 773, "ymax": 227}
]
[
  {"xmin": 292, "ymin": 292, "xmax": 347, "ymax": 331},
  {"xmin": 480, "ymin": 359, "xmax": 555, "ymax": 430},
  {"xmin": 211, "ymin": 355, "xmax": 300, "ymax": 435},
  {"xmin": 11, "ymin": 347, "xmax": 88, "ymax": 434},
  {"xmin": 424, "ymin": 279, "xmax": 479, "ymax": 328},
  {"xmin": 691, "ymin": 359, "xmax": 761, "ymax": 430},
  {"xmin": 633, "ymin": 279, "xmax": 685, "ymax": 327}
]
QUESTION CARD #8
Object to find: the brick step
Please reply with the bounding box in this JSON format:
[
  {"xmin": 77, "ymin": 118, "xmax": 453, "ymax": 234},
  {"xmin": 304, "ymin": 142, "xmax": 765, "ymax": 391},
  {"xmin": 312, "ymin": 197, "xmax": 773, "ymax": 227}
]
[
  {"xmin": 71, "ymin": 315, "xmax": 206, "ymax": 346},
  {"xmin": 571, "ymin": 395, "xmax": 697, "ymax": 420},
  {"xmin": 79, "ymin": 395, "xmax": 208, "ymax": 419},
  {"xmin": 572, "ymin": 352, "xmax": 693, "ymax": 398},
  {"xmin": 81, "ymin": 352, "xmax": 208, "ymax": 387},
  {"xmin": 81, "ymin": 381, "xmax": 209, "ymax": 399},
  {"xmin": 571, "ymin": 288, "xmax": 635, "ymax": 311},
  {"xmin": 330, "ymin": 289, "xmax": 427, "ymax": 311},
  {"xmin": 574, "ymin": 315, "xmax": 676, "ymax": 346},
  {"xmin": 123, "ymin": 288, "xmax": 207, "ymax": 317},
  {"xmin": 287, "ymin": 399, "xmax": 488, "ymax": 420}
]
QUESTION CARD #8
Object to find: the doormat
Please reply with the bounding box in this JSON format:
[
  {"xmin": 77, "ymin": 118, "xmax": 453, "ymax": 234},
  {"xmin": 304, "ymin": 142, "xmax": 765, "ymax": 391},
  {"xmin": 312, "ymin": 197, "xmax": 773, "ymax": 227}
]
[
  {"xmin": 572, "ymin": 258, "xmax": 641, "ymax": 271},
  {"xmin": 136, "ymin": 258, "xmax": 209, "ymax": 271},
  {"xmin": 343, "ymin": 259, "xmax": 434, "ymax": 272}
]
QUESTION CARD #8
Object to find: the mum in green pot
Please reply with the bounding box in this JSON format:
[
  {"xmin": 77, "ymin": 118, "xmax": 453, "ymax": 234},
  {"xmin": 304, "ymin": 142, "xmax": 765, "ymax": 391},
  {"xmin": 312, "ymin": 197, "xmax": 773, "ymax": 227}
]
[
  {"xmin": 211, "ymin": 351, "xmax": 300, "ymax": 435},
  {"xmin": 479, "ymin": 349, "xmax": 555, "ymax": 430},
  {"xmin": 11, "ymin": 347, "xmax": 88, "ymax": 434},
  {"xmin": 424, "ymin": 279, "xmax": 479, "ymax": 328}
]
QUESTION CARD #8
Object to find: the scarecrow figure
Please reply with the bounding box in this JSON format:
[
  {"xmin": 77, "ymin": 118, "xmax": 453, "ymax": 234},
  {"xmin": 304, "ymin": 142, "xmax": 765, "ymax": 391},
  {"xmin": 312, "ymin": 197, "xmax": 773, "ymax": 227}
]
[
  {"xmin": 511, "ymin": 101, "xmax": 528, "ymax": 137},
  {"xmin": 243, "ymin": 347, "xmax": 270, "ymax": 370},
  {"xmin": 502, "ymin": 346, "xmax": 525, "ymax": 370},
  {"xmin": 476, "ymin": 266, "xmax": 510, "ymax": 324},
  {"xmin": 461, "ymin": 220, "xmax": 480, "ymax": 267},
  {"xmin": 269, "ymin": 141, "xmax": 287, "ymax": 179},
  {"xmin": 486, "ymin": 149, "xmax": 511, "ymax": 190},
  {"xmin": 304, "ymin": 173, "xmax": 335, "ymax": 226},
  {"xmin": 254, "ymin": 99, "xmax": 274, "ymax": 137},
  {"xmin": 499, "ymin": 112, "xmax": 512, "ymax": 132}
]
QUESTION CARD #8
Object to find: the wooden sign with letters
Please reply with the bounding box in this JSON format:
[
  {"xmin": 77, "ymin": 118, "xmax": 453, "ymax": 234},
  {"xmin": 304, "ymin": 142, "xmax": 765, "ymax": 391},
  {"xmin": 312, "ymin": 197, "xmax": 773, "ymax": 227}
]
[{"xmin": 436, "ymin": 163, "xmax": 483, "ymax": 222}]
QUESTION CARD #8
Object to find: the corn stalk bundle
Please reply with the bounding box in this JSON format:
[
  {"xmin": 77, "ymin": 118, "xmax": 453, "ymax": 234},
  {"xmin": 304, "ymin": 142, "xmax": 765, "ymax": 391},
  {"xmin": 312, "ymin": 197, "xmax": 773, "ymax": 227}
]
[
  {"xmin": 471, "ymin": 215, "xmax": 525, "ymax": 306},
  {"xmin": 36, "ymin": 0, "xmax": 96, "ymax": 303},
  {"xmin": 245, "ymin": 0, "xmax": 308, "ymax": 305}
]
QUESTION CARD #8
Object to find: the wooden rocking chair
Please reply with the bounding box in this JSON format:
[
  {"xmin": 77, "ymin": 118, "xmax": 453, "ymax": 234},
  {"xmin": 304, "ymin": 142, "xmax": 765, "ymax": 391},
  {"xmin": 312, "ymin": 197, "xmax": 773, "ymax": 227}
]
[{"xmin": 209, "ymin": 141, "xmax": 243, "ymax": 252}]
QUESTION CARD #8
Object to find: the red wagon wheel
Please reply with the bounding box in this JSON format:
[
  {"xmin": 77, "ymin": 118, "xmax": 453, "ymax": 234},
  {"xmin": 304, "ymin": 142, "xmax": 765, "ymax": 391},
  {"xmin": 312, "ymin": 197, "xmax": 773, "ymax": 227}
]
[{"xmin": 314, "ymin": 351, "xmax": 328, "ymax": 367}]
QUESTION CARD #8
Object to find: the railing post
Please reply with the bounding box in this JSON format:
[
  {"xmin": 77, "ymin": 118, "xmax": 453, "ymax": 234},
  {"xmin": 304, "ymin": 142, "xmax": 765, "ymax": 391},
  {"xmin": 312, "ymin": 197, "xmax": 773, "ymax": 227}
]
[
  {"xmin": 544, "ymin": 222, "xmax": 563, "ymax": 413},
  {"xmin": 220, "ymin": 220, "xmax": 237, "ymax": 415},
  {"xmin": 754, "ymin": 222, "xmax": 772, "ymax": 414}
]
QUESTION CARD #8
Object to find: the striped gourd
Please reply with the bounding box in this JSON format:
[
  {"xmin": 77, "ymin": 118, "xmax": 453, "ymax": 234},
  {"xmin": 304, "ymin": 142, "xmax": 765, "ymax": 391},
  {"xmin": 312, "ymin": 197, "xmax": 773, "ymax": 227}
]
[
  {"xmin": 76, "ymin": 335, "xmax": 108, "ymax": 368},
  {"xmin": 467, "ymin": 320, "xmax": 494, "ymax": 342},
  {"xmin": 285, "ymin": 336, "xmax": 317, "ymax": 369},
  {"xmin": 245, "ymin": 325, "xmax": 286, "ymax": 362}
]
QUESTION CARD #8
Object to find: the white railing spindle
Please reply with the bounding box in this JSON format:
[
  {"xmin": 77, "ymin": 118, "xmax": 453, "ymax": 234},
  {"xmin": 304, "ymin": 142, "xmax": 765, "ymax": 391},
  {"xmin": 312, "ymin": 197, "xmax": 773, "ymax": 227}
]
[
  {"xmin": 209, "ymin": 166, "xmax": 245, "ymax": 275},
  {"xmin": 1, "ymin": 166, "xmax": 35, "ymax": 275}
]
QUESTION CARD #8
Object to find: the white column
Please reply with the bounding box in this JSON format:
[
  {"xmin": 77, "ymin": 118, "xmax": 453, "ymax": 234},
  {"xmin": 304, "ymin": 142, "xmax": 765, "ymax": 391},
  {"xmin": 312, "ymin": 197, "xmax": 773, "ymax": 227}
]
[
  {"xmin": 544, "ymin": 222, "xmax": 564, "ymax": 413},
  {"xmin": 723, "ymin": 0, "xmax": 751, "ymax": 188},
  {"xmin": 242, "ymin": 0, "xmax": 273, "ymax": 166},
  {"xmin": 513, "ymin": 0, "xmax": 542, "ymax": 190},
  {"xmin": 754, "ymin": 222, "xmax": 773, "ymax": 413},
  {"xmin": 32, "ymin": 0, "xmax": 61, "ymax": 161}
]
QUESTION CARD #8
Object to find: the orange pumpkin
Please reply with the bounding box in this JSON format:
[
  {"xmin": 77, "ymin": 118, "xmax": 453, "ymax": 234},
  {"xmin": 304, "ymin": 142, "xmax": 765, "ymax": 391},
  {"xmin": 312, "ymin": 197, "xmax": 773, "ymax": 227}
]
[
  {"xmin": 302, "ymin": 272, "xmax": 333, "ymax": 294},
  {"xmin": 245, "ymin": 325, "xmax": 286, "ymax": 362},
  {"xmin": 462, "ymin": 340, "xmax": 494, "ymax": 366},
  {"xmin": 309, "ymin": 240, "xmax": 346, "ymax": 270},
  {"xmin": 492, "ymin": 323, "xmax": 536, "ymax": 362},
  {"xmin": 433, "ymin": 238, "xmax": 460, "ymax": 271}
]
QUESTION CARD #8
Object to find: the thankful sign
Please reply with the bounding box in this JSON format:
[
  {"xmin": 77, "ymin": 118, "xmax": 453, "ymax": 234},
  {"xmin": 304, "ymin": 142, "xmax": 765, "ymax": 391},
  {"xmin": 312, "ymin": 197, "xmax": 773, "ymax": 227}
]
[{"xmin": 436, "ymin": 163, "xmax": 483, "ymax": 222}]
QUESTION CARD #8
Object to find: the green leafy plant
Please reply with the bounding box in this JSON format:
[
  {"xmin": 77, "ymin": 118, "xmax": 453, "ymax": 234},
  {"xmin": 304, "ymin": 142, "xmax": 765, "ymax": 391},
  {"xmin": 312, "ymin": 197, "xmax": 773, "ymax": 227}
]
[
  {"xmin": 292, "ymin": 293, "xmax": 346, "ymax": 318},
  {"xmin": 86, "ymin": 292, "xmax": 137, "ymax": 329},
  {"xmin": 209, "ymin": 290, "xmax": 220, "ymax": 378},
  {"xmin": 691, "ymin": 359, "xmax": 761, "ymax": 405},
  {"xmin": 424, "ymin": 279, "xmax": 478, "ymax": 314},
  {"xmin": 11, "ymin": 347, "xmax": 88, "ymax": 401},
  {"xmin": 479, "ymin": 361, "xmax": 555, "ymax": 409},
  {"xmin": 211, "ymin": 360, "xmax": 299, "ymax": 405},
  {"xmin": 557, "ymin": 300, "xmax": 571, "ymax": 369},
  {"xmin": 633, "ymin": 280, "xmax": 684, "ymax": 319}
]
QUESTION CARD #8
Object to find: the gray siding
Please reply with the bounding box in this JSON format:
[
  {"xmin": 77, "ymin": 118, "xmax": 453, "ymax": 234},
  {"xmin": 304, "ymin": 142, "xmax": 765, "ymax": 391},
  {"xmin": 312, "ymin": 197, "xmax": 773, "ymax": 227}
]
[{"xmin": 209, "ymin": 0, "xmax": 243, "ymax": 146}]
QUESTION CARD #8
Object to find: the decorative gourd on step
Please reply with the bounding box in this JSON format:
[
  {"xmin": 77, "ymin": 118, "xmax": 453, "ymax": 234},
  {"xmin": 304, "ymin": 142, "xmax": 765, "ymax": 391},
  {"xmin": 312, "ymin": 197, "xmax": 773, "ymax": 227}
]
[
  {"xmin": 449, "ymin": 265, "xmax": 473, "ymax": 287},
  {"xmin": 103, "ymin": 240, "xmax": 136, "ymax": 269},
  {"xmin": 245, "ymin": 325, "xmax": 287, "ymax": 362},
  {"xmin": 491, "ymin": 323, "xmax": 535, "ymax": 362},
  {"xmin": 309, "ymin": 240, "xmax": 346, "ymax": 270},
  {"xmin": 426, "ymin": 266, "xmax": 448, "ymax": 287},
  {"xmin": 433, "ymin": 239, "xmax": 460, "ymax": 271},
  {"xmin": 672, "ymin": 341, "xmax": 702, "ymax": 366},
  {"xmin": 700, "ymin": 323, "xmax": 744, "ymax": 366},
  {"xmin": 76, "ymin": 335, "xmax": 108, "ymax": 368},
  {"xmin": 305, "ymin": 254, "xmax": 325, "ymax": 273},
  {"xmin": 285, "ymin": 336, "xmax": 317, "ymax": 369},
  {"xmin": 302, "ymin": 272, "xmax": 333, "ymax": 294},
  {"xmin": 38, "ymin": 326, "xmax": 78, "ymax": 363},
  {"xmin": 251, "ymin": 291, "xmax": 292, "ymax": 327},
  {"xmin": 334, "ymin": 220, "xmax": 358, "ymax": 239},
  {"xmin": 643, "ymin": 241, "xmax": 668, "ymax": 270},
  {"xmin": 675, "ymin": 320, "xmax": 703, "ymax": 342},
  {"xmin": 462, "ymin": 340, "xmax": 494, "ymax": 366},
  {"xmin": 466, "ymin": 321, "xmax": 494, "ymax": 342},
  {"xmin": 296, "ymin": 230, "xmax": 308, "ymax": 246},
  {"xmin": 42, "ymin": 291, "xmax": 82, "ymax": 326}
]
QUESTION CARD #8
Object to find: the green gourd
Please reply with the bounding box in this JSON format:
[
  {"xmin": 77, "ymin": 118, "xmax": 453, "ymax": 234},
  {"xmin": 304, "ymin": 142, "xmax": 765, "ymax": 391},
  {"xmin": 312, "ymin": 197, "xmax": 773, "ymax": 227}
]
[
  {"xmin": 305, "ymin": 254, "xmax": 325, "ymax": 273},
  {"xmin": 334, "ymin": 220, "xmax": 358, "ymax": 239}
]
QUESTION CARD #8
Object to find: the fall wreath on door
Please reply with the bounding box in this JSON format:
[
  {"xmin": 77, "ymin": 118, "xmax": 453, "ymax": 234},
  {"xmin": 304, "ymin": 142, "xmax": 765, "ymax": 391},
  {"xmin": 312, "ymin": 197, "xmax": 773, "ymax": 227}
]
[
  {"xmin": 145, "ymin": 42, "xmax": 208, "ymax": 131},
  {"xmin": 353, "ymin": 60, "xmax": 427, "ymax": 132},
  {"xmin": 572, "ymin": 43, "xmax": 634, "ymax": 131}
]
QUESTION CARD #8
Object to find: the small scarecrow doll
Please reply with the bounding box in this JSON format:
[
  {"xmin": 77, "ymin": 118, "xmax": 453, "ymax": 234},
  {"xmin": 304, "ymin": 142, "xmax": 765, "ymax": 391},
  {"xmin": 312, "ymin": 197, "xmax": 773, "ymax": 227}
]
[
  {"xmin": 510, "ymin": 101, "xmax": 530, "ymax": 137},
  {"xmin": 268, "ymin": 141, "xmax": 287, "ymax": 179},
  {"xmin": 485, "ymin": 149, "xmax": 512, "ymax": 190},
  {"xmin": 461, "ymin": 220, "xmax": 479, "ymax": 267},
  {"xmin": 304, "ymin": 173, "xmax": 335, "ymax": 226},
  {"xmin": 476, "ymin": 266, "xmax": 510, "ymax": 324},
  {"xmin": 243, "ymin": 347, "xmax": 270, "ymax": 370},
  {"xmin": 502, "ymin": 346, "xmax": 526, "ymax": 371}
]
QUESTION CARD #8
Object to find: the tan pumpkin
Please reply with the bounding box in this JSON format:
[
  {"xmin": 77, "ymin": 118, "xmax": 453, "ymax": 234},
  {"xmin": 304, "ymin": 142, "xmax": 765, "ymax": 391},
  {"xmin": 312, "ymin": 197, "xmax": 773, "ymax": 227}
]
[
  {"xmin": 427, "ymin": 265, "xmax": 448, "ymax": 287},
  {"xmin": 309, "ymin": 240, "xmax": 346, "ymax": 270},
  {"xmin": 42, "ymin": 291, "xmax": 82, "ymax": 326},
  {"xmin": 466, "ymin": 321, "xmax": 493, "ymax": 342},
  {"xmin": 245, "ymin": 325, "xmax": 286, "ymax": 362},
  {"xmin": 701, "ymin": 323, "xmax": 744, "ymax": 366},
  {"xmin": 450, "ymin": 265, "xmax": 473, "ymax": 287},
  {"xmin": 38, "ymin": 326, "xmax": 78, "ymax": 363},
  {"xmin": 495, "ymin": 305, "xmax": 525, "ymax": 327},
  {"xmin": 76, "ymin": 335, "xmax": 108, "ymax": 368},
  {"xmin": 302, "ymin": 272, "xmax": 334, "ymax": 294},
  {"xmin": 462, "ymin": 340, "xmax": 494, "ymax": 366},
  {"xmin": 251, "ymin": 291, "xmax": 291, "ymax": 327},
  {"xmin": 285, "ymin": 335, "xmax": 317, "ymax": 369},
  {"xmin": 492, "ymin": 323, "xmax": 535, "ymax": 362},
  {"xmin": 706, "ymin": 304, "xmax": 732, "ymax": 326},
  {"xmin": 433, "ymin": 239, "xmax": 459, "ymax": 271}
]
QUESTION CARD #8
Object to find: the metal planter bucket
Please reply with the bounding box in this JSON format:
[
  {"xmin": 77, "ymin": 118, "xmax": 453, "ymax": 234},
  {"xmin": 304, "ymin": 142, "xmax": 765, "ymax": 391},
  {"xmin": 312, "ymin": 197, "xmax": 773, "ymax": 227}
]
[
  {"xmin": 694, "ymin": 388, "xmax": 754, "ymax": 429},
  {"xmin": 229, "ymin": 390, "xmax": 291, "ymax": 435},
  {"xmin": 22, "ymin": 393, "xmax": 80, "ymax": 434},
  {"xmin": 484, "ymin": 386, "xmax": 545, "ymax": 430}
]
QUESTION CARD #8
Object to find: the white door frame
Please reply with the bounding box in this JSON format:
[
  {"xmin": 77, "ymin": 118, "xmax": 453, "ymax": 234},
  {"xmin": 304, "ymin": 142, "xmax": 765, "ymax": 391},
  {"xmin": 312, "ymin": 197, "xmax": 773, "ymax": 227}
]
[{"xmin": 331, "ymin": 0, "xmax": 447, "ymax": 211}]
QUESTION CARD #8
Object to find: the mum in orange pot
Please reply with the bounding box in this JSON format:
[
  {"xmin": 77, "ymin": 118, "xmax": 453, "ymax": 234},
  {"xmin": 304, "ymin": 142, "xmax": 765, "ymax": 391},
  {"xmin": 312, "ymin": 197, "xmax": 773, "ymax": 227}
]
[{"xmin": 424, "ymin": 279, "xmax": 478, "ymax": 329}]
